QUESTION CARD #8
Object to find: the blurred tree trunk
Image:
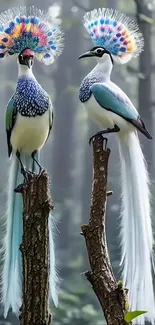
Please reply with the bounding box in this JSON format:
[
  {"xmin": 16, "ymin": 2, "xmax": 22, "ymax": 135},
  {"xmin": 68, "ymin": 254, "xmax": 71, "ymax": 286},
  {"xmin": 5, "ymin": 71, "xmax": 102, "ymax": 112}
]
[
  {"xmin": 134, "ymin": 0, "xmax": 153, "ymax": 173},
  {"xmin": 75, "ymin": 0, "xmax": 95, "ymax": 235},
  {"xmin": 52, "ymin": 2, "xmax": 83, "ymax": 249}
]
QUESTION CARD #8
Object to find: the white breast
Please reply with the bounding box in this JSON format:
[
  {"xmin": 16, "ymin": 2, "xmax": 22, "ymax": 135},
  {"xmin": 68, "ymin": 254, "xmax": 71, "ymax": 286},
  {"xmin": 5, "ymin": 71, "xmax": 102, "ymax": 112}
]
[
  {"xmin": 11, "ymin": 110, "xmax": 50, "ymax": 154},
  {"xmin": 83, "ymin": 96, "xmax": 134, "ymax": 136}
]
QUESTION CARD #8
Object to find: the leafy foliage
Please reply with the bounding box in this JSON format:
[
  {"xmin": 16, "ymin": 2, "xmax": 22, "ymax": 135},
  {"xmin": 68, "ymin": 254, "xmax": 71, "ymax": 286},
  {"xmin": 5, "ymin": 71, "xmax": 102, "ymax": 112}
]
[
  {"xmin": 53, "ymin": 285, "xmax": 105, "ymax": 325},
  {"xmin": 53, "ymin": 246, "xmax": 106, "ymax": 325}
]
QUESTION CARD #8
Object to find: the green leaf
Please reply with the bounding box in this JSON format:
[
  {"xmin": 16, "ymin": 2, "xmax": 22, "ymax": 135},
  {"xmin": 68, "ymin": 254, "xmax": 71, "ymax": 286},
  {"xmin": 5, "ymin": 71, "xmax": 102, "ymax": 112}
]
[{"xmin": 124, "ymin": 311, "xmax": 147, "ymax": 323}]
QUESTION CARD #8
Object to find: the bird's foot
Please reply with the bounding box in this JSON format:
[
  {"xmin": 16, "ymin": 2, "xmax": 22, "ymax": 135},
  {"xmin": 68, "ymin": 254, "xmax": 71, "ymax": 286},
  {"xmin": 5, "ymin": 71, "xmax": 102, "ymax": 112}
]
[
  {"xmin": 38, "ymin": 164, "xmax": 44, "ymax": 174},
  {"xmin": 35, "ymin": 163, "xmax": 44, "ymax": 176},
  {"xmin": 89, "ymin": 125, "xmax": 120, "ymax": 146},
  {"xmin": 21, "ymin": 166, "xmax": 35, "ymax": 181},
  {"xmin": 31, "ymin": 152, "xmax": 43, "ymax": 174},
  {"xmin": 16, "ymin": 151, "xmax": 35, "ymax": 181},
  {"xmin": 36, "ymin": 168, "xmax": 45, "ymax": 180},
  {"xmin": 14, "ymin": 169, "xmax": 35, "ymax": 192}
]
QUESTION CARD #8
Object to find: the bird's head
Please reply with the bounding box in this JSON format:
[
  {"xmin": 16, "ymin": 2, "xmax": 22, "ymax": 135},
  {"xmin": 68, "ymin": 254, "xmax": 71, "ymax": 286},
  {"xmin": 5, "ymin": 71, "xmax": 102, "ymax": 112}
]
[
  {"xmin": 78, "ymin": 46, "xmax": 113, "ymax": 64},
  {"xmin": 18, "ymin": 48, "xmax": 34, "ymax": 69}
]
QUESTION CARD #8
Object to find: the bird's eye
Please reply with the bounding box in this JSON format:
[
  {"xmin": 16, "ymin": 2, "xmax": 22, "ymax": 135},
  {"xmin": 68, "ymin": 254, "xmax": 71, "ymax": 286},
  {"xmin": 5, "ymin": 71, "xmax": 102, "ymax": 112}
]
[{"xmin": 97, "ymin": 49, "xmax": 102, "ymax": 54}]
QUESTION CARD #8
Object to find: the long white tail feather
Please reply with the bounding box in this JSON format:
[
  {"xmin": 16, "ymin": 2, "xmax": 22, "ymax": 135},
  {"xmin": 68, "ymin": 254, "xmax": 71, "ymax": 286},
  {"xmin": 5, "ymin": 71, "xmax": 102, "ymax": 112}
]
[
  {"xmin": 118, "ymin": 131, "xmax": 155, "ymax": 324},
  {"xmin": 38, "ymin": 151, "xmax": 59, "ymax": 307},
  {"xmin": 0, "ymin": 153, "xmax": 23, "ymax": 317},
  {"xmin": 0, "ymin": 151, "xmax": 58, "ymax": 317},
  {"xmin": 49, "ymin": 213, "xmax": 59, "ymax": 307}
]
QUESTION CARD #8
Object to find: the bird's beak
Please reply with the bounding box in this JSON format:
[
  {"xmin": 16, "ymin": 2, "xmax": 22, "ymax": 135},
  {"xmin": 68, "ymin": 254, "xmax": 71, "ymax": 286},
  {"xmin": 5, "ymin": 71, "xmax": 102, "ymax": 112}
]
[
  {"xmin": 78, "ymin": 51, "xmax": 95, "ymax": 59},
  {"xmin": 24, "ymin": 57, "xmax": 32, "ymax": 69}
]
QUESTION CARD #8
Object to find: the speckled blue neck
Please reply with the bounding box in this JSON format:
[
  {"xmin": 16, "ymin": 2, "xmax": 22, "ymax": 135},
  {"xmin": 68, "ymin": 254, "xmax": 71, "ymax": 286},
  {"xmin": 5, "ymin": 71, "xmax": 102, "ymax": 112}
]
[
  {"xmin": 14, "ymin": 77, "xmax": 50, "ymax": 117},
  {"xmin": 79, "ymin": 75, "xmax": 104, "ymax": 103},
  {"xmin": 79, "ymin": 58, "xmax": 112, "ymax": 103}
]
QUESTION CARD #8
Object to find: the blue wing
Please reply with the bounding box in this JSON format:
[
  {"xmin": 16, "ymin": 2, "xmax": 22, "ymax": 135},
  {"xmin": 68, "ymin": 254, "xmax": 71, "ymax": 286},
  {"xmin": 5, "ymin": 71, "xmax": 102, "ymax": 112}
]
[
  {"xmin": 90, "ymin": 83, "xmax": 152, "ymax": 139},
  {"xmin": 90, "ymin": 83, "xmax": 138, "ymax": 121}
]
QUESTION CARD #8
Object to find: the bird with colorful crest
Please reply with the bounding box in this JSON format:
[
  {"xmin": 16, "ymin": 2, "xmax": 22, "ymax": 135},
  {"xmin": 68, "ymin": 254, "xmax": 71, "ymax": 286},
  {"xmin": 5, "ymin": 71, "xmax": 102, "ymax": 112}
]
[
  {"xmin": 79, "ymin": 7, "xmax": 155, "ymax": 325},
  {"xmin": 0, "ymin": 5, "xmax": 64, "ymax": 318}
]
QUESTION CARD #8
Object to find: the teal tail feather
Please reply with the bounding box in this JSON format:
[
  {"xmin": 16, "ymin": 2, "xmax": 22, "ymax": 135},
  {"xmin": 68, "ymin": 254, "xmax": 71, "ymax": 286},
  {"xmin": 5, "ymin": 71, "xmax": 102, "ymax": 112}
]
[
  {"xmin": 0, "ymin": 151, "xmax": 58, "ymax": 317},
  {"xmin": 1, "ymin": 153, "xmax": 23, "ymax": 318}
]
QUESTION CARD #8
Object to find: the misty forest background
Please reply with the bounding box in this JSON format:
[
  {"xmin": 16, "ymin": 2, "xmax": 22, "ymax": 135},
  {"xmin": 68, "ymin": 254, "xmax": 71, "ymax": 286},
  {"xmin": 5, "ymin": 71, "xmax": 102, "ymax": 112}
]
[{"xmin": 0, "ymin": 0, "xmax": 155, "ymax": 324}]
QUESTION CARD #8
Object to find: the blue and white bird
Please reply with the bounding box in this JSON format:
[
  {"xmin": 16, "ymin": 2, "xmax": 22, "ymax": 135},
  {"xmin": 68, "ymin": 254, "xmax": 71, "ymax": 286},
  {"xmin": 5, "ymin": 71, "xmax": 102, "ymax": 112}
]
[
  {"xmin": 79, "ymin": 8, "xmax": 155, "ymax": 324},
  {"xmin": 0, "ymin": 6, "xmax": 64, "ymax": 318}
]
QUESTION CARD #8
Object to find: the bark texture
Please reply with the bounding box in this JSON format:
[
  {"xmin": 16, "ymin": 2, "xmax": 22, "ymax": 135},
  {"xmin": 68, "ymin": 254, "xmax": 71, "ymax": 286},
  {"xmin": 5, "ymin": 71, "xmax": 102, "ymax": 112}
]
[
  {"xmin": 81, "ymin": 136, "xmax": 128, "ymax": 325},
  {"xmin": 17, "ymin": 170, "xmax": 53, "ymax": 325}
]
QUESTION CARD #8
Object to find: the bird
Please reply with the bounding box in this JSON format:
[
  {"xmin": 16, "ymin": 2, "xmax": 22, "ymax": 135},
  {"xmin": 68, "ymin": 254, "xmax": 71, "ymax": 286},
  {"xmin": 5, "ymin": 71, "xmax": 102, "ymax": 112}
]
[
  {"xmin": 0, "ymin": 7, "xmax": 64, "ymax": 318},
  {"xmin": 78, "ymin": 8, "xmax": 155, "ymax": 325}
]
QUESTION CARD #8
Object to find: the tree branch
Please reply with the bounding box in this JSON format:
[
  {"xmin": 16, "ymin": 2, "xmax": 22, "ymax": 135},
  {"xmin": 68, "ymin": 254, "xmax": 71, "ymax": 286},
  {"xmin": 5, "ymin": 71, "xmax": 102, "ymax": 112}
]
[
  {"xmin": 16, "ymin": 170, "xmax": 53, "ymax": 325},
  {"xmin": 81, "ymin": 136, "xmax": 128, "ymax": 325}
]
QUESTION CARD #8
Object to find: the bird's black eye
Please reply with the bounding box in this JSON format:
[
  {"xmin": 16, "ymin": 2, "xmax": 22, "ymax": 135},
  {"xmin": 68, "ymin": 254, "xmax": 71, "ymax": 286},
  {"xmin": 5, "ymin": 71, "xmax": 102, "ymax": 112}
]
[{"xmin": 97, "ymin": 49, "xmax": 102, "ymax": 54}]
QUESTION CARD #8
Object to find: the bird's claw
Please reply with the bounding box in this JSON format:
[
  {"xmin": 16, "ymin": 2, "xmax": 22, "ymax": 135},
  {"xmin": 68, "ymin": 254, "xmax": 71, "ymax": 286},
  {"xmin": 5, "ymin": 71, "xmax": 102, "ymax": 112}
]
[
  {"xmin": 89, "ymin": 134, "xmax": 95, "ymax": 146},
  {"xmin": 21, "ymin": 166, "xmax": 35, "ymax": 181},
  {"xmin": 89, "ymin": 125, "xmax": 120, "ymax": 147},
  {"xmin": 89, "ymin": 131, "xmax": 108, "ymax": 146},
  {"xmin": 103, "ymin": 137, "xmax": 108, "ymax": 151},
  {"xmin": 21, "ymin": 165, "xmax": 44, "ymax": 182}
]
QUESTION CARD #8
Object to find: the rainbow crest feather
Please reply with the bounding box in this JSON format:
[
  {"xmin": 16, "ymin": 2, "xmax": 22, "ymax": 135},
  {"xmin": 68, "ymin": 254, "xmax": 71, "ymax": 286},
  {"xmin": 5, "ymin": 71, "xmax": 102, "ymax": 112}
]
[
  {"xmin": 0, "ymin": 6, "xmax": 64, "ymax": 65},
  {"xmin": 83, "ymin": 8, "xmax": 144, "ymax": 64}
]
